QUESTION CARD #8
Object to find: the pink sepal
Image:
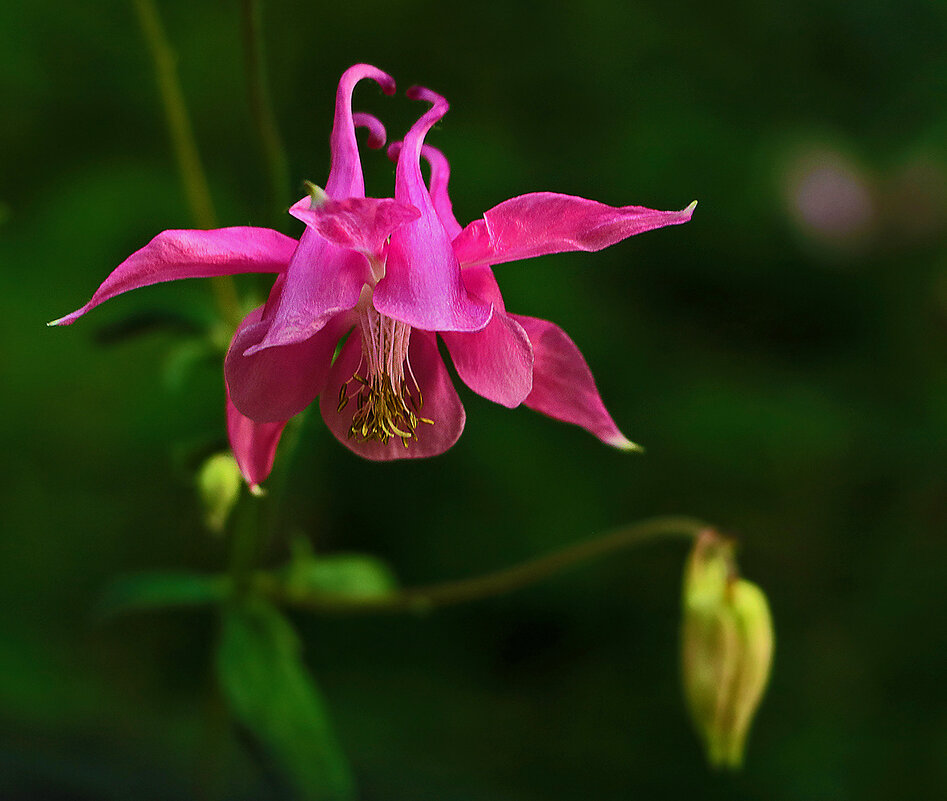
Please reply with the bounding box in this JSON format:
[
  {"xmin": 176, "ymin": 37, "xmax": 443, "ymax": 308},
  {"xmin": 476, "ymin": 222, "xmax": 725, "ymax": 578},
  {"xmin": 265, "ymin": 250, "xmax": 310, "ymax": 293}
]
[
  {"xmin": 225, "ymin": 306, "xmax": 351, "ymax": 423},
  {"xmin": 441, "ymin": 264, "xmax": 532, "ymax": 408},
  {"xmin": 51, "ymin": 227, "xmax": 295, "ymax": 326},
  {"xmin": 453, "ymin": 193, "xmax": 696, "ymax": 268},
  {"xmin": 243, "ymin": 229, "xmax": 369, "ymax": 354},
  {"xmin": 510, "ymin": 314, "xmax": 640, "ymax": 451},
  {"xmin": 226, "ymin": 390, "xmax": 286, "ymax": 492}
]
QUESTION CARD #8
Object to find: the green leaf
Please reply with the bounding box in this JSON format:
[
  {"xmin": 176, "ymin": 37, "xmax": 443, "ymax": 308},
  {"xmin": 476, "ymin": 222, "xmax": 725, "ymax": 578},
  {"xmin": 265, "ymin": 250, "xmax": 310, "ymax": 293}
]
[
  {"xmin": 284, "ymin": 550, "xmax": 398, "ymax": 602},
  {"xmin": 95, "ymin": 571, "xmax": 228, "ymax": 620},
  {"xmin": 217, "ymin": 600, "xmax": 355, "ymax": 801}
]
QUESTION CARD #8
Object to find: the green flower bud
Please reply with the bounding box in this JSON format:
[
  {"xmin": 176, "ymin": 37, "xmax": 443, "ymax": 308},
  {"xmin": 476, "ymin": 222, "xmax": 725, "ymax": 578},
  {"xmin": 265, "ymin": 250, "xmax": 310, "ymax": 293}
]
[
  {"xmin": 197, "ymin": 453, "xmax": 242, "ymax": 534},
  {"xmin": 682, "ymin": 531, "xmax": 774, "ymax": 769}
]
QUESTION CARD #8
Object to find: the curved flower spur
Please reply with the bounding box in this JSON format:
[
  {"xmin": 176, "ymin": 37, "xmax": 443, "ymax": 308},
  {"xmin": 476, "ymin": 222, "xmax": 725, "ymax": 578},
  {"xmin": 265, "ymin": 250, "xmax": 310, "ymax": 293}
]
[{"xmin": 50, "ymin": 64, "xmax": 696, "ymax": 490}]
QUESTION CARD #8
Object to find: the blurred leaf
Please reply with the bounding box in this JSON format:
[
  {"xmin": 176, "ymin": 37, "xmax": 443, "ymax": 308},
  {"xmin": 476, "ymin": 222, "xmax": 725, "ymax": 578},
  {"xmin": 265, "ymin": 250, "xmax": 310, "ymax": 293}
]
[
  {"xmin": 163, "ymin": 337, "xmax": 217, "ymax": 392},
  {"xmin": 91, "ymin": 310, "xmax": 203, "ymax": 346},
  {"xmin": 95, "ymin": 571, "xmax": 228, "ymax": 620},
  {"xmin": 217, "ymin": 599, "xmax": 355, "ymax": 801},
  {"xmin": 284, "ymin": 541, "xmax": 398, "ymax": 601}
]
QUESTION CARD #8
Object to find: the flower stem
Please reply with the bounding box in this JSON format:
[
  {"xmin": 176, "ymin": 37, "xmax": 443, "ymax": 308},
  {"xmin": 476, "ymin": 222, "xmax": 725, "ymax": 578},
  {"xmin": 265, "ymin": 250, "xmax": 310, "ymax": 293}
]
[
  {"xmin": 241, "ymin": 0, "xmax": 290, "ymax": 227},
  {"xmin": 227, "ymin": 494, "xmax": 266, "ymax": 597},
  {"xmin": 132, "ymin": 0, "xmax": 242, "ymax": 329},
  {"xmin": 257, "ymin": 516, "xmax": 712, "ymax": 614}
]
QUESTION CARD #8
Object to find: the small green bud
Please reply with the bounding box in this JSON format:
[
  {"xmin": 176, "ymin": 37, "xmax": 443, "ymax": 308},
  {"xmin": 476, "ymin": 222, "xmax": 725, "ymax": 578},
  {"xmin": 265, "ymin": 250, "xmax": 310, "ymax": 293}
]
[
  {"xmin": 682, "ymin": 531, "xmax": 774, "ymax": 769},
  {"xmin": 303, "ymin": 180, "xmax": 328, "ymax": 206},
  {"xmin": 197, "ymin": 453, "xmax": 242, "ymax": 534}
]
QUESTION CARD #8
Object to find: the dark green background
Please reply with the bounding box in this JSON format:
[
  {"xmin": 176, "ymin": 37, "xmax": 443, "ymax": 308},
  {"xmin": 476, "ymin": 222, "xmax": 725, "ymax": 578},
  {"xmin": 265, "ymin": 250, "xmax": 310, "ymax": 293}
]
[{"xmin": 2, "ymin": 0, "xmax": 946, "ymax": 798}]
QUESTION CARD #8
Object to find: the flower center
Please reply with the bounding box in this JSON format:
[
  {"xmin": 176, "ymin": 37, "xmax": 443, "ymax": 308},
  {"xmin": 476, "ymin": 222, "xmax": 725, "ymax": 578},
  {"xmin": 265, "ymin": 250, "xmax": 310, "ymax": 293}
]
[{"xmin": 339, "ymin": 306, "xmax": 433, "ymax": 447}]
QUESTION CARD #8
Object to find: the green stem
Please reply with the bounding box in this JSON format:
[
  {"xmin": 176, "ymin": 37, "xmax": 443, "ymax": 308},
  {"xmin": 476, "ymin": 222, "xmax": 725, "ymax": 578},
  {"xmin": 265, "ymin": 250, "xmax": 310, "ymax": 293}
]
[
  {"xmin": 227, "ymin": 494, "xmax": 265, "ymax": 597},
  {"xmin": 257, "ymin": 516, "xmax": 711, "ymax": 614},
  {"xmin": 241, "ymin": 0, "xmax": 290, "ymax": 226},
  {"xmin": 260, "ymin": 408, "xmax": 310, "ymax": 546},
  {"xmin": 132, "ymin": 0, "xmax": 242, "ymax": 329}
]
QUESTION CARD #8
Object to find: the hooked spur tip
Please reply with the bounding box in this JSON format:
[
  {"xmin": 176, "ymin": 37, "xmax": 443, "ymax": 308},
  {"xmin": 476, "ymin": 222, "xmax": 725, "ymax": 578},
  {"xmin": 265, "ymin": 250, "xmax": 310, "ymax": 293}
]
[
  {"xmin": 386, "ymin": 141, "xmax": 403, "ymax": 163},
  {"xmin": 377, "ymin": 73, "xmax": 397, "ymax": 96},
  {"xmin": 406, "ymin": 85, "xmax": 447, "ymax": 109},
  {"xmin": 346, "ymin": 63, "xmax": 396, "ymax": 96},
  {"xmin": 353, "ymin": 112, "xmax": 387, "ymax": 150}
]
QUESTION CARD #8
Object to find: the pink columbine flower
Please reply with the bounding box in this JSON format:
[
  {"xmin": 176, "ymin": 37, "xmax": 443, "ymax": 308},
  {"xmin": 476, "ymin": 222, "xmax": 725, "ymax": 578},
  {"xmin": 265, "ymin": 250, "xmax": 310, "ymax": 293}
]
[{"xmin": 51, "ymin": 65, "xmax": 695, "ymax": 491}]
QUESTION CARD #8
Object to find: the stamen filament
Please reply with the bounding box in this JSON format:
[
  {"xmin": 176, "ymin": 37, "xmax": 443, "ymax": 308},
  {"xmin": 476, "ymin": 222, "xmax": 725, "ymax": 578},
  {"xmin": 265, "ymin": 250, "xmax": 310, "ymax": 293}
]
[{"xmin": 339, "ymin": 306, "xmax": 434, "ymax": 446}]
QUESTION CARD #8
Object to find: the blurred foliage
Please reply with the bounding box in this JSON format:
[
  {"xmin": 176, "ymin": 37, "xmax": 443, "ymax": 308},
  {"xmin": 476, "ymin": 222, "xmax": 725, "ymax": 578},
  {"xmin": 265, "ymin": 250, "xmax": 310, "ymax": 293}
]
[
  {"xmin": 95, "ymin": 571, "xmax": 228, "ymax": 620},
  {"xmin": 217, "ymin": 600, "xmax": 354, "ymax": 801},
  {"xmin": 2, "ymin": 0, "xmax": 946, "ymax": 799},
  {"xmin": 279, "ymin": 541, "xmax": 399, "ymax": 602}
]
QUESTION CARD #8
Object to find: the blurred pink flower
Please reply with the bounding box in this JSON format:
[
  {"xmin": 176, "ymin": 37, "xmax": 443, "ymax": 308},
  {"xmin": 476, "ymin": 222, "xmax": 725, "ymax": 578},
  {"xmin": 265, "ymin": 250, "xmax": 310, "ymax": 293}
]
[
  {"xmin": 785, "ymin": 148, "xmax": 874, "ymax": 246},
  {"xmin": 52, "ymin": 65, "xmax": 695, "ymax": 490}
]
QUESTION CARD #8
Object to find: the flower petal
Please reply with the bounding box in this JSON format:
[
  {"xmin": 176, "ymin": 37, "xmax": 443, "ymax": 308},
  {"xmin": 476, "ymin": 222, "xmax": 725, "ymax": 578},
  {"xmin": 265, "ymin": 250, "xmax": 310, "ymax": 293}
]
[
  {"xmin": 441, "ymin": 314, "xmax": 532, "ymax": 408},
  {"xmin": 453, "ymin": 193, "xmax": 697, "ymax": 268},
  {"xmin": 319, "ymin": 329, "xmax": 465, "ymax": 460},
  {"xmin": 326, "ymin": 64, "xmax": 396, "ymax": 198},
  {"xmin": 226, "ymin": 306, "xmax": 351, "ymax": 423},
  {"xmin": 422, "ymin": 144, "xmax": 463, "ymax": 240},
  {"xmin": 247, "ymin": 84, "xmax": 394, "ymax": 353},
  {"xmin": 50, "ymin": 227, "xmax": 295, "ymax": 326},
  {"xmin": 387, "ymin": 141, "xmax": 462, "ymax": 239},
  {"xmin": 373, "ymin": 87, "xmax": 491, "ymax": 333},
  {"xmin": 441, "ymin": 264, "xmax": 533, "ymax": 408},
  {"xmin": 244, "ymin": 229, "xmax": 370, "ymax": 353},
  {"xmin": 226, "ymin": 391, "xmax": 286, "ymax": 493},
  {"xmin": 289, "ymin": 197, "xmax": 419, "ymax": 260},
  {"xmin": 351, "ymin": 112, "xmax": 388, "ymax": 151},
  {"xmin": 510, "ymin": 314, "xmax": 641, "ymax": 451},
  {"xmin": 456, "ymin": 263, "xmax": 505, "ymax": 309}
]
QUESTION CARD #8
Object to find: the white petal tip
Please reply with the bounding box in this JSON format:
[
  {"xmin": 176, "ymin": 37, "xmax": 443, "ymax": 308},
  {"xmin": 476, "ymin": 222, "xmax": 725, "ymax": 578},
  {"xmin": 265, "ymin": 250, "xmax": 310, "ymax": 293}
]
[
  {"xmin": 609, "ymin": 434, "xmax": 645, "ymax": 454},
  {"xmin": 47, "ymin": 316, "xmax": 68, "ymax": 327},
  {"xmin": 684, "ymin": 200, "xmax": 698, "ymax": 214},
  {"xmin": 249, "ymin": 483, "xmax": 267, "ymax": 497}
]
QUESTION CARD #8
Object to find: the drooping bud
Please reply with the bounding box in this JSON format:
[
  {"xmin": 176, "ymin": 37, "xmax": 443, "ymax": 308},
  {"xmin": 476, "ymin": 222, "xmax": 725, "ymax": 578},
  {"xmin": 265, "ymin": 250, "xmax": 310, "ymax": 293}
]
[
  {"xmin": 682, "ymin": 530, "xmax": 774, "ymax": 769},
  {"xmin": 197, "ymin": 452, "xmax": 243, "ymax": 533}
]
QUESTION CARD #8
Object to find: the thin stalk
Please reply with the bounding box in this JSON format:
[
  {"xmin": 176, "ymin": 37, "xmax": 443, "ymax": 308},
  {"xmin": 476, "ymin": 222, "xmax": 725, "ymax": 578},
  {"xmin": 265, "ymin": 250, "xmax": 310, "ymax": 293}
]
[
  {"xmin": 241, "ymin": 0, "xmax": 290, "ymax": 225},
  {"xmin": 257, "ymin": 516, "xmax": 712, "ymax": 615},
  {"xmin": 259, "ymin": 408, "xmax": 311, "ymax": 547},
  {"xmin": 227, "ymin": 494, "xmax": 266, "ymax": 597},
  {"xmin": 132, "ymin": 0, "xmax": 242, "ymax": 329}
]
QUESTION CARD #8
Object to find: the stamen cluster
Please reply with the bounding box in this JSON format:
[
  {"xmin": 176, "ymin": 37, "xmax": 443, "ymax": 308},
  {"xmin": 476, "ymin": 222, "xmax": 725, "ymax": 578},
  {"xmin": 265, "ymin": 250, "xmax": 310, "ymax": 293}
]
[{"xmin": 340, "ymin": 309, "xmax": 431, "ymax": 446}]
